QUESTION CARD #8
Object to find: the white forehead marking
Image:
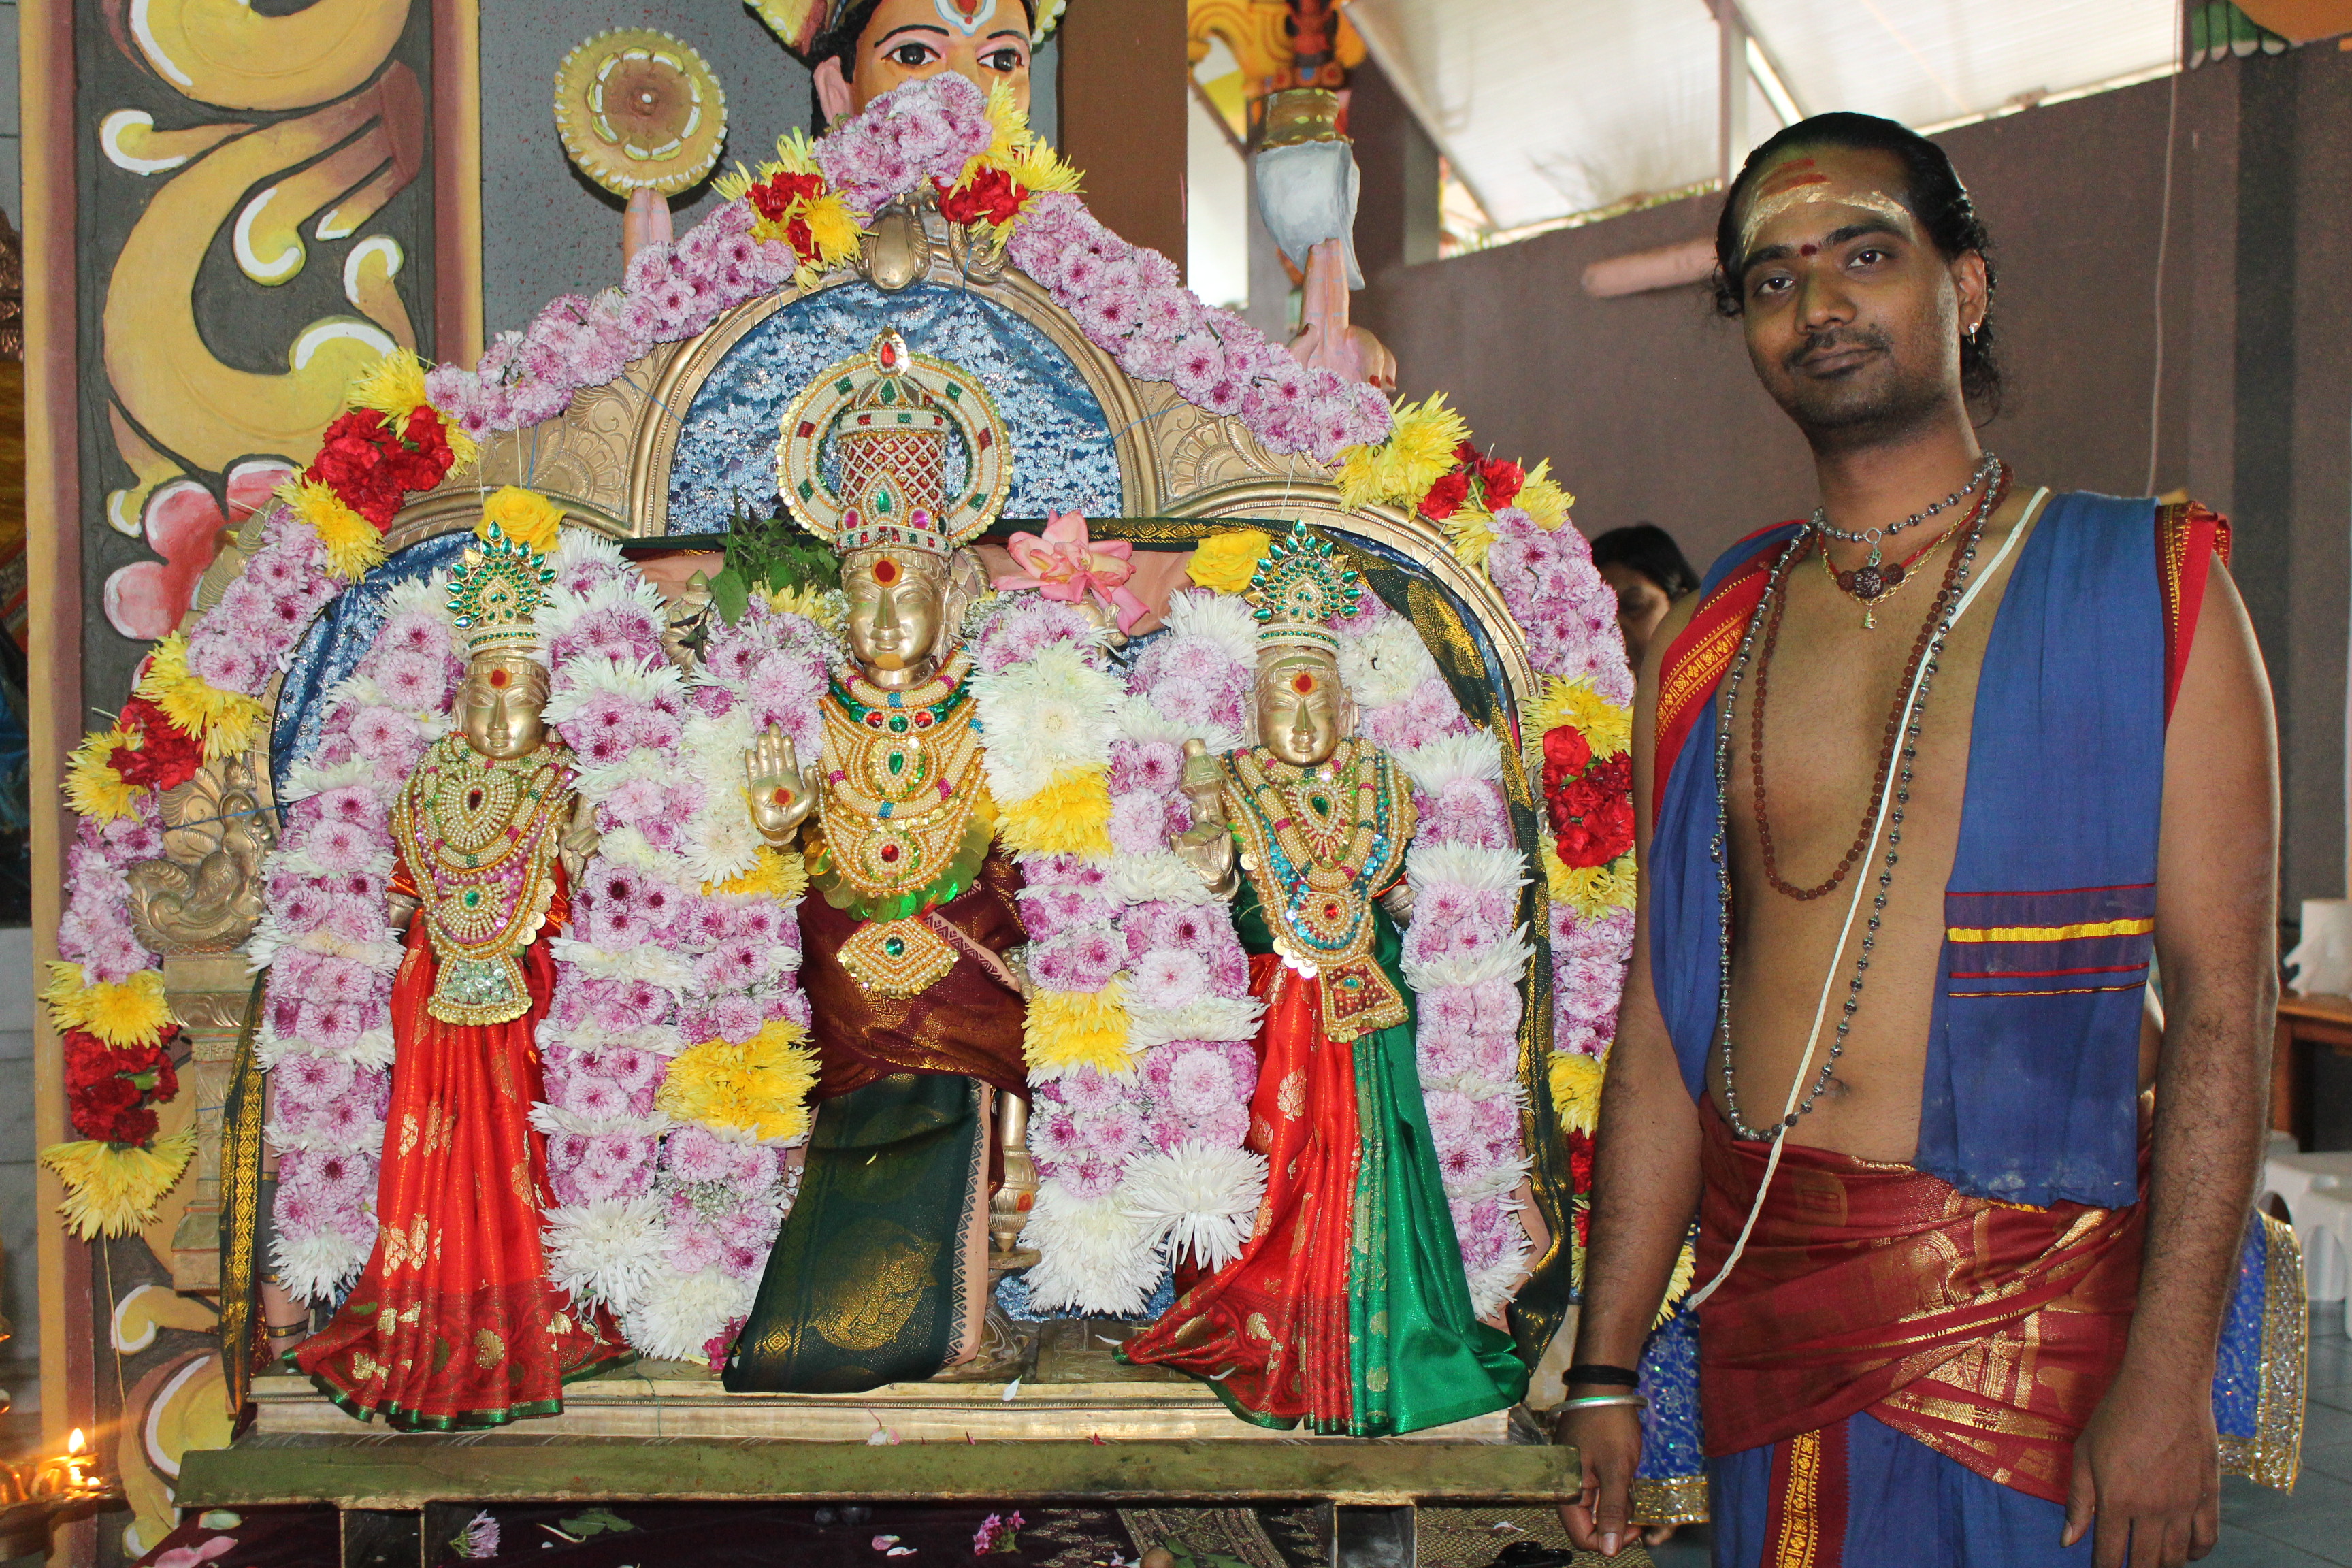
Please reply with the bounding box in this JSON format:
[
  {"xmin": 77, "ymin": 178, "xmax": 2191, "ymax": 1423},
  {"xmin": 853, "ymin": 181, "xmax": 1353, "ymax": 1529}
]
[{"xmin": 932, "ymin": 0, "xmax": 998, "ymax": 37}]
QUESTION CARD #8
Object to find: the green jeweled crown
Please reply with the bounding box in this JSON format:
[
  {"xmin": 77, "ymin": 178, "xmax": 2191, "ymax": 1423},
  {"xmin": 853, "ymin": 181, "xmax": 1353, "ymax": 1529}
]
[
  {"xmin": 1246, "ymin": 521, "xmax": 1362, "ymax": 655},
  {"xmin": 447, "ymin": 525, "xmax": 557, "ymax": 657}
]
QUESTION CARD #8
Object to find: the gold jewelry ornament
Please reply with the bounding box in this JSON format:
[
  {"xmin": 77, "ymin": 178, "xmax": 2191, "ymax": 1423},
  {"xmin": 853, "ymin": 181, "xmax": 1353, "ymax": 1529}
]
[
  {"xmin": 776, "ymin": 330, "xmax": 1013, "ymax": 559},
  {"xmin": 1245, "ymin": 519, "xmax": 1364, "ymax": 657},
  {"xmin": 391, "ymin": 736, "xmax": 575, "ymax": 1024},
  {"xmin": 553, "ymin": 29, "xmax": 730, "ymax": 197}
]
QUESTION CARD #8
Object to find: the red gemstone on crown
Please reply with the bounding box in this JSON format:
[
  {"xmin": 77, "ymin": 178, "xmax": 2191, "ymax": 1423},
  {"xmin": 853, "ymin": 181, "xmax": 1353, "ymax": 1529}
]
[{"xmin": 880, "ymin": 844, "xmax": 900, "ymax": 862}]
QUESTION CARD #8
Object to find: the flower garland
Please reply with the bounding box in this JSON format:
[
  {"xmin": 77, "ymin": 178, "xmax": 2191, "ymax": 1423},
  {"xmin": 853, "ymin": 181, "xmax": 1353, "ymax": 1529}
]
[
  {"xmin": 424, "ymin": 73, "xmax": 1388, "ymax": 467},
  {"xmin": 250, "ymin": 574, "xmax": 453, "ymax": 1298},
  {"xmin": 1337, "ymin": 408, "xmax": 1641, "ymax": 1301},
  {"xmin": 533, "ymin": 538, "xmax": 827, "ymax": 1364}
]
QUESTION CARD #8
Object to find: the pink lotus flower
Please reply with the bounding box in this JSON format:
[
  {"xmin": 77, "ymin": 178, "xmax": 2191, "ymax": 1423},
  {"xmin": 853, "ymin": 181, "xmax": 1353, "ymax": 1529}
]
[{"xmin": 997, "ymin": 512, "xmax": 1148, "ymax": 634}]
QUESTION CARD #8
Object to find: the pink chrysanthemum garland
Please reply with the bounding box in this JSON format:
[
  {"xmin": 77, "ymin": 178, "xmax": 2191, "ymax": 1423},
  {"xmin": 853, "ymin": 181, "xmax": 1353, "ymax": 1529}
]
[
  {"xmin": 248, "ymin": 574, "xmax": 459, "ymax": 1301},
  {"xmin": 421, "ymin": 74, "xmax": 1388, "ymax": 467},
  {"xmin": 532, "ymin": 534, "xmax": 828, "ymax": 1364}
]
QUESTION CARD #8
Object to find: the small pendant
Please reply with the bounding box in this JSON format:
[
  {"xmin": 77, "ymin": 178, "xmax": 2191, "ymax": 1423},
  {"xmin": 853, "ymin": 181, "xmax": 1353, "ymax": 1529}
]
[{"xmin": 1863, "ymin": 609, "xmax": 1876, "ymax": 630}]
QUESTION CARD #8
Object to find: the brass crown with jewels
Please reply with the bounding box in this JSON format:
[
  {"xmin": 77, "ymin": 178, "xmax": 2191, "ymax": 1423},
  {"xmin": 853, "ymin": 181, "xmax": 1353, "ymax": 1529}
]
[
  {"xmin": 1245, "ymin": 521, "xmax": 1363, "ymax": 656},
  {"xmin": 447, "ymin": 525, "xmax": 557, "ymax": 658},
  {"xmin": 775, "ymin": 329, "xmax": 1012, "ymax": 560}
]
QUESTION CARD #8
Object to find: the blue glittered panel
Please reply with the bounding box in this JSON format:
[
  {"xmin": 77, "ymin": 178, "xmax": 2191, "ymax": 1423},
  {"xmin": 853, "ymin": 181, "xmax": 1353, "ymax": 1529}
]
[
  {"xmin": 2210, "ymin": 1212, "xmax": 2265, "ymax": 1439},
  {"xmin": 665, "ymin": 281, "xmax": 1125, "ymax": 536},
  {"xmin": 1636, "ymin": 1301, "xmax": 1705, "ymax": 1484},
  {"xmin": 270, "ymin": 532, "xmax": 475, "ymax": 799}
]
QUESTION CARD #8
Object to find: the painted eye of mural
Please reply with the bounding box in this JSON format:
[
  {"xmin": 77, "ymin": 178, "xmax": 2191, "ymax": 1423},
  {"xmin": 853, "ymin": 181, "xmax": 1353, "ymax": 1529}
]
[
  {"xmin": 873, "ymin": 557, "xmax": 900, "ymax": 586},
  {"xmin": 1291, "ymin": 672, "xmax": 1316, "ymax": 695}
]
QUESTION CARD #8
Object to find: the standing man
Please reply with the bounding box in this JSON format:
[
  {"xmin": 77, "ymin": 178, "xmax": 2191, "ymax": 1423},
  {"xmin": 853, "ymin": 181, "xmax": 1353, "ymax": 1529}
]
[{"xmin": 1561, "ymin": 113, "xmax": 2278, "ymax": 1567}]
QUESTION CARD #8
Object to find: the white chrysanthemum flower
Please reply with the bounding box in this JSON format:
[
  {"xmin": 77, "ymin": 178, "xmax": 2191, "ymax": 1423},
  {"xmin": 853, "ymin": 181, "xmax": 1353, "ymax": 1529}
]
[
  {"xmin": 1125, "ymin": 995, "xmax": 1263, "ymax": 1050},
  {"xmin": 1162, "ymin": 591, "xmax": 1260, "ymax": 668},
  {"xmin": 528, "ymin": 1102, "xmax": 673, "ymax": 1139},
  {"xmin": 973, "ymin": 644, "xmax": 1122, "ymax": 804},
  {"xmin": 278, "ymin": 754, "xmax": 385, "ymax": 803},
  {"xmin": 1120, "ymin": 1143, "xmax": 1269, "ymax": 1271},
  {"xmin": 1339, "ymin": 617, "xmax": 1441, "ymax": 712},
  {"xmin": 543, "ymin": 1195, "xmax": 670, "ymax": 1314},
  {"xmin": 623, "ymin": 1266, "xmax": 754, "ymax": 1363},
  {"xmin": 546, "ymin": 936, "xmax": 698, "ymax": 990},
  {"xmin": 1018, "ymin": 1181, "xmax": 1166, "ymax": 1316},
  {"xmin": 1394, "ymin": 731, "xmax": 1504, "ymax": 794},
  {"xmin": 1109, "ymin": 693, "xmax": 1199, "ymax": 746},
  {"xmin": 1464, "ymin": 1244, "xmax": 1535, "ymax": 1322},
  {"xmin": 1406, "ymin": 841, "xmax": 1526, "ymax": 894},
  {"xmin": 1104, "ymin": 851, "xmax": 1226, "ymax": 906},
  {"xmin": 382, "ymin": 570, "xmax": 457, "ymax": 627},
  {"xmin": 682, "ymin": 787, "xmax": 763, "ymax": 887},
  {"xmin": 1401, "ymin": 930, "xmax": 1535, "ymax": 992},
  {"xmin": 274, "ymin": 1228, "xmax": 372, "ymax": 1305},
  {"xmin": 542, "ymin": 654, "xmax": 685, "ymax": 728}
]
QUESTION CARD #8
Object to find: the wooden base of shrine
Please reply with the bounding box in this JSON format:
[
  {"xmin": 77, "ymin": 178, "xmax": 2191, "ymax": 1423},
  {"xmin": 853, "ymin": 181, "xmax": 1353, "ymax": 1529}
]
[{"xmin": 246, "ymin": 1362, "xmax": 1520, "ymax": 1444}]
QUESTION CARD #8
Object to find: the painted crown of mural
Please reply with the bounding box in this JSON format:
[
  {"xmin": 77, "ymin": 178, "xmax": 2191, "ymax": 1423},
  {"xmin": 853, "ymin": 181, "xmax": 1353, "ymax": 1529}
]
[
  {"xmin": 749, "ymin": 0, "xmax": 1066, "ymax": 62},
  {"xmin": 1247, "ymin": 521, "xmax": 1362, "ymax": 657},
  {"xmin": 448, "ymin": 526, "xmax": 557, "ymax": 657},
  {"xmin": 775, "ymin": 329, "xmax": 1013, "ymax": 559}
]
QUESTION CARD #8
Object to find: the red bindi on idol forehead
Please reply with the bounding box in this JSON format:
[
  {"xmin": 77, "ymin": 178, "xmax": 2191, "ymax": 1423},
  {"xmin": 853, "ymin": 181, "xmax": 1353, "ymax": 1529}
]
[
  {"xmin": 1291, "ymin": 671, "xmax": 1316, "ymax": 694},
  {"xmin": 487, "ymin": 667, "xmax": 510, "ymax": 688},
  {"xmin": 872, "ymin": 557, "xmax": 899, "ymax": 585}
]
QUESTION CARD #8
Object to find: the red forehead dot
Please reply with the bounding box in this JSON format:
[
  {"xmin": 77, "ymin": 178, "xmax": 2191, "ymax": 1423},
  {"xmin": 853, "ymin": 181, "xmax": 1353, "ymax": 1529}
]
[
  {"xmin": 487, "ymin": 668, "xmax": 509, "ymax": 688},
  {"xmin": 873, "ymin": 557, "xmax": 899, "ymax": 585},
  {"xmin": 1291, "ymin": 672, "xmax": 1315, "ymax": 694},
  {"xmin": 771, "ymin": 787, "xmax": 791, "ymax": 806}
]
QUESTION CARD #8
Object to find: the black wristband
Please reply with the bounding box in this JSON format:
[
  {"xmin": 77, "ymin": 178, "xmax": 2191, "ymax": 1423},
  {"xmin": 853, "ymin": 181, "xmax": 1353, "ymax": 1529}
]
[{"xmin": 1564, "ymin": 1362, "xmax": 1641, "ymax": 1389}]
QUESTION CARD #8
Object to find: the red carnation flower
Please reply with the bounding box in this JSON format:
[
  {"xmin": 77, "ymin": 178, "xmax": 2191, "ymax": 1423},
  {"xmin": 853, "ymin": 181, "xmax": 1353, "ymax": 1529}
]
[
  {"xmin": 937, "ymin": 168, "xmax": 1027, "ymax": 227},
  {"xmin": 109, "ymin": 696, "xmax": 203, "ymax": 793},
  {"xmin": 750, "ymin": 170, "xmax": 825, "ymax": 224},
  {"xmin": 1541, "ymin": 724, "xmax": 1592, "ymax": 779},
  {"xmin": 784, "ymin": 216, "xmax": 815, "ymax": 263},
  {"xmin": 1480, "ymin": 457, "xmax": 1524, "ymax": 509},
  {"xmin": 1452, "ymin": 440, "xmax": 1482, "ymax": 466},
  {"xmin": 1420, "ymin": 471, "xmax": 1471, "ymax": 521},
  {"xmin": 1567, "ymin": 1129, "xmax": 1595, "ymax": 1190}
]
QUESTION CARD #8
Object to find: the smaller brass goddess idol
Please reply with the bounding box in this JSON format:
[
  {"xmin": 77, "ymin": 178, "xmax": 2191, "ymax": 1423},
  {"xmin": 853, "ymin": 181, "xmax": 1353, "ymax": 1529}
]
[
  {"xmin": 298, "ymin": 525, "xmax": 627, "ymax": 1430},
  {"xmin": 1122, "ymin": 523, "xmax": 1529, "ymax": 1435},
  {"xmin": 722, "ymin": 330, "xmax": 1035, "ymax": 1393}
]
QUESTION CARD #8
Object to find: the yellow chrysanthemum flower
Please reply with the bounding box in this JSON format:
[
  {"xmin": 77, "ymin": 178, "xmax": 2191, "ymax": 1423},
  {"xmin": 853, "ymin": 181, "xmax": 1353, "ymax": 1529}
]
[
  {"xmin": 1517, "ymin": 460, "xmax": 1573, "ymax": 531},
  {"xmin": 44, "ymin": 962, "xmax": 174, "ymax": 1047},
  {"xmin": 137, "ymin": 634, "xmax": 269, "ymax": 762},
  {"xmin": 702, "ymin": 845, "xmax": 809, "ymax": 902},
  {"xmin": 800, "ymin": 191, "xmax": 865, "ymax": 267},
  {"xmin": 1186, "ymin": 530, "xmax": 1272, "ymax": 595},
  {"xmin": 1655, "ymin": 1238, "xmax": 1698, "ymax": 1327},
  {"xmin": 42, "ymin": 1130, "xmax": 198, "ymax": 1239},
  {"xmin": 1548, "ymin": 1048, "xmax": 1608, "ymax": 1137},
  {"xmin": 1525, "ymin": 675, "xmax": 1633, "ymax": 762},
  {"xmin": 1545, "ymin": 848, "xmax": 1637, "ymax": 921},
  {"xmin": 1441, "ymin": 504, "xmax": 1498, "ymax": 571},
  {"xmin": 280, "ymin": 476, "xmax": 385, "ymax": 581},
  {"xmin": 998, "ymin": 768, "xmax": 1113, "ymax": 857},
  {"xmin": 346, "ymin": 347, "xmax": 431, "ymax": 422},
  {"xmin": 656, "ymin": 1019, "xmax": 820, "ymax": 1143},
  {"xmin": 1024, "ymin": 980, "xmax": 1133, "ymax": 1078},
  {"xmin": 477, "ymin": 485, "xmax": 565, "ymax": 553},
  {"xmin": 65, "ymin": 728, "xmax": 140, "ymax": 822}
]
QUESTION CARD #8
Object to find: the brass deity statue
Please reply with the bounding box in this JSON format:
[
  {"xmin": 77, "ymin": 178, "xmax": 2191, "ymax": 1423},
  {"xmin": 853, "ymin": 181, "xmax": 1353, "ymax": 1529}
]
[
  {"xmin": 1122, "ymin": 523, "xmax": 1527, "ymax": 1434},
  {"xmin": 723, "ymin": 330, "xmax": 1037, "ymax": 1392}
]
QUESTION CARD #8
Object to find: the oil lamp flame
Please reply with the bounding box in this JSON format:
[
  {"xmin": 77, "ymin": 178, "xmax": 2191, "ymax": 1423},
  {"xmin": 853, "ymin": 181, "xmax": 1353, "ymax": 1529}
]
[{"xmin": 65, "ymin": 1431, "xmax": 84, "ymax": 1456}]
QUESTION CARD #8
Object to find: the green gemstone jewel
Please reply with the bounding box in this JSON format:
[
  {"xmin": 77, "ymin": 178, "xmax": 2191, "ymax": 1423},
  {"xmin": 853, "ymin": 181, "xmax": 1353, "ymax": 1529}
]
[
  {"xmin": 889, "ymin": 715, "xmax": 909, "ymax": 733},
  {"xmin": 887, "ymin": 751, "xmax": 904, "ymax": 775},
  {"xmin": 883, "ymin": 936, "xmax": 906, "ymax": 957}
]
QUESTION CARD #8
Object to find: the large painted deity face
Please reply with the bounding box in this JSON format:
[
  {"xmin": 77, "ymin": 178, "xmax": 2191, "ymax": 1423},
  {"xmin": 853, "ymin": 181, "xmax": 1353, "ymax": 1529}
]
[
  {"xmin": 842, "ymin": 546, "xmax": 951, "ymax": 679},
  {"xmin": 1254, "ymin": 650, "xmax": 1352, "ymax": 769},
  {"xmin": 459, "ymin": 655, "xmax": 552, "ymax": 761},
  {"xmin": 817, "ymin": 0, "xmax": 1032, "ymax": 124}
]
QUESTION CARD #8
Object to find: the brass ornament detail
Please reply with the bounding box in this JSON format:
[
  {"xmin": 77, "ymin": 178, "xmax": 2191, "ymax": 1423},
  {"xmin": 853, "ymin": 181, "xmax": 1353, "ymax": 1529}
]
[
  {"xmin": 127, "ymin": 752, "xmax": 277, "ymax": 956},
  {"xmin": 553, "ymin": 29, "xmax": 729, "ymax": 197}
]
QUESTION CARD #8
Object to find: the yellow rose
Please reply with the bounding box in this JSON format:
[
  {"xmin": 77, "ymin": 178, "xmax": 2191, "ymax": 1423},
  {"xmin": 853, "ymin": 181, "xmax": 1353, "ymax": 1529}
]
[
  {"xmin": 1186, "ymin": 529, "xmax": 1273, "ymax": 595},
  {"xmin": 476, "ymin": 485, "xmax": 564, "ymax": 553}
]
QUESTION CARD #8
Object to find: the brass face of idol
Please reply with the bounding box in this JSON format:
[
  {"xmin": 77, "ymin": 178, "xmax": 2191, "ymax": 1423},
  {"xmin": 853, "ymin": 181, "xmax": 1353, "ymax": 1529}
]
[
  {"xmin": 1254, "ymin": 651, "xmax": 1350, "ymax": 768},
  {"xmin": 842, "ymin": 546, "xmax": 949, "ymax": 684},
  {"xmin": 459, "ymin": 655, "xmax": 552, "ymax": 760}
]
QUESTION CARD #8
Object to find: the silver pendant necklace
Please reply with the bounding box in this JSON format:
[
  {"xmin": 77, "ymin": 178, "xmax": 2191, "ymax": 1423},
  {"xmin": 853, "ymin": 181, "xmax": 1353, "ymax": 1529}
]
[{"xmin": 1812, "ymin": 452, "xmax": 1999, "ymax": 581}]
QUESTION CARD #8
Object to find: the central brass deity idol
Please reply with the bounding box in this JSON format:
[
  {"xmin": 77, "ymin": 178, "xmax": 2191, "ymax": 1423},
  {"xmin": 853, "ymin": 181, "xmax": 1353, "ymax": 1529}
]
[{"xmin": 723, "ymin": 330, "xmax": 1036, "ymax": 1392}]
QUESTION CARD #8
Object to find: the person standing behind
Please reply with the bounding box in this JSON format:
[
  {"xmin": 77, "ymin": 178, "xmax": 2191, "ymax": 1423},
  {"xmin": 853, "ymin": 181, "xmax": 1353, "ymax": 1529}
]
[
  {"xmin": 1590, "ymin": 524, "xmax": 1700, "ymax": 670},
  {"xmin": 1559, "ymin": 112, "xmax": 2279, "ymax": 1567}
]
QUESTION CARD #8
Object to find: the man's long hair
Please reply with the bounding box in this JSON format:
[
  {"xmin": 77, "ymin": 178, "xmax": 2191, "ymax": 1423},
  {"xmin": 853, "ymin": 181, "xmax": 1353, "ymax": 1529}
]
[{"xmin": 1712, "ymin": 112, "xmax": 2002, "ymax": 416}]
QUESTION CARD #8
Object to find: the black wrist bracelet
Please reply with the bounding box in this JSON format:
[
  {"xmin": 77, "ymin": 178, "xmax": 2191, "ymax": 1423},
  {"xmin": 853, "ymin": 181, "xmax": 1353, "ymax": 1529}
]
[{"xmin": 1564, "ymin": 1362, "xmax": 1641, "ymax": 1389}]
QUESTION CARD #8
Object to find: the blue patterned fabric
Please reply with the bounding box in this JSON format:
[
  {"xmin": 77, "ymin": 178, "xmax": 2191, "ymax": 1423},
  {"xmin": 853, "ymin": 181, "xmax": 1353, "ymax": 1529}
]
[
  {"xmin": 1635, "ymin": 1301, "xmax": 1704, "ymax": 1486},
  {"xmin": 664, "ymin": 281, "xmax": 1125, "ymax": 534},
  {"xmin": 269, "ymin": 532, "xmax": 474, "ymax": 798},
  {"xmin": 2212, "ymin": 1213, "xmax": 2267, "ymax": 1441}
]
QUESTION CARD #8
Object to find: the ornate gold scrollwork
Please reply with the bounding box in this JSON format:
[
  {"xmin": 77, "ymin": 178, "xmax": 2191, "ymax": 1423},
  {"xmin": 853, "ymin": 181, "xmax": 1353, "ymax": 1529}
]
[{"xmin": 127, "ymin": 752, "xmax": 277, "ymax": 956}]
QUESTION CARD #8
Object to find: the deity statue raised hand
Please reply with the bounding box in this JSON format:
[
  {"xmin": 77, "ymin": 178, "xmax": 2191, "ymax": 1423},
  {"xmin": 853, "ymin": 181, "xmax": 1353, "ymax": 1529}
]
[
  {"xmin": 723, "ymin": 330, "xmax": 1036, "ymax": 1393},
  {"xmin": 296, "ymin": 525, "xmax": 628, "ymax": 1430},
  {"xmin": 1122, "ymin": 523, "xmax": 1528, "ymax": 1435}
]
